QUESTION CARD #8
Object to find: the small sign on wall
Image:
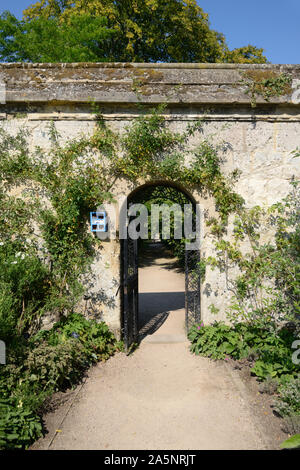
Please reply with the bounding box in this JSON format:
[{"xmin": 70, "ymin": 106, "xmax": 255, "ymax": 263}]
[{"xmin": 90, "ymin": 211, "xmax": 107, "ymax": 232}]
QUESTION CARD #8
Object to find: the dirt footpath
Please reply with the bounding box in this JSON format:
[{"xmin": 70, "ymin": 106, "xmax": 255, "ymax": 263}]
[{"xmin": 32, "ymin": 243, "xmax": 278, "ymax": 450}]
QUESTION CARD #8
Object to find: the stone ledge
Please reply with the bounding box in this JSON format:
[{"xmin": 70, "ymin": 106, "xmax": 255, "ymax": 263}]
[
  {"xmin": 1, "ymin": 62, "xmax": 300, "ymax": 70},
  {"xmin": 22, "ymin": 112, "xmax": 300, "ymax": 122},
  {"xmin": 0, "ymin": 63, "xmax": 299, "ymax": 106}
]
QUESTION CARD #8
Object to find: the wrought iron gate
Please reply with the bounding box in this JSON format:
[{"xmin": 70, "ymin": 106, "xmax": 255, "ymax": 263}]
[
  {"xmin": 121, "ymin": 236, "xmax": 138, "ymax": 351},
  {"xmin": 185, "ymin": 249, "xmax": 201, "ymax": 331},
  {"xmin": 122, "ymin": 243, "xmax": 201, "ymax": 346},
  {"xmin": 121, "ymin": 197, "xmax": 201, "ymax": 347}
]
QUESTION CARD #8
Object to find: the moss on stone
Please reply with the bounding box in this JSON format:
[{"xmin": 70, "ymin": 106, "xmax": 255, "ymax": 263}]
[{"xmin": 242, "ymin": 70, "xmax": 293, "ymax": 107}]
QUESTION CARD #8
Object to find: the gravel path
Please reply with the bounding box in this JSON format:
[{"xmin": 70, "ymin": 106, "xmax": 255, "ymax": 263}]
[{"xmin": 32, "ymin": 244, "xmax": 268, "ymax": 450}]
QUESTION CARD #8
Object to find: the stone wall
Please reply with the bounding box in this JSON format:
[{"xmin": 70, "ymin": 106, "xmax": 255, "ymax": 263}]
[{"xmin": 0, "ymin": 63, "xmax": 299, "ymax": 335}]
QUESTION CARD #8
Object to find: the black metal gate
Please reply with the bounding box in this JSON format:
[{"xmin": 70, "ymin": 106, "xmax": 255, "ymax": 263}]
[
  {"xmin": 122, "ymin": 243, "xmax": 201, "ymax": 347},
  {"xmin": 121, "ymin": 196, "xmax": 201, "ymax": 347},
  {"xmin": 121, "ymin": 236, "xmax": 138, "ymax": 351},
  {"xmin": 185, "ymin": 249, "xmax": 201, "ymax": 331}
]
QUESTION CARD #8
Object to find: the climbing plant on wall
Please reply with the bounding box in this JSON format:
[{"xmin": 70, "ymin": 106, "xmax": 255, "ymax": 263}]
[
  {"xmin": 0, "ymin": 104, "xmax": 243, "ymax": 340},
  {"xmin": 241, "ymin": 70, "xmax": 292, "ymax": 108},
  {"xmin": 206, "ymin": 180, "xmax": 300, "ymax": 330},
  {"xmin": 0, "ymin": 103, "xmax": 298, "ymax": 341}
]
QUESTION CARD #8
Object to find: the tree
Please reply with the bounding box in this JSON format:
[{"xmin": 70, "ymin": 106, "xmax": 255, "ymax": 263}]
[
  {"xmin": 0, "ymin": 11, "xmax": 115, "ymax": 62},
  {"xmin": 0, "ymin": 0, "xmax": 267, "ymax": 63}
]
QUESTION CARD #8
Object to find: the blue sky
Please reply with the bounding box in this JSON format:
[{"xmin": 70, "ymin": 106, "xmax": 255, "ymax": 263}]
[{"xmin": 2, "ymin": 0, "xmax": 300, "ymax": 64}]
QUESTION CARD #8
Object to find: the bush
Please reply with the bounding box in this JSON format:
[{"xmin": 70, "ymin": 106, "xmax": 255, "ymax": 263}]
[
  {"xmin": 206, "ymin": 180, "xmax": 300, "ymax": 330},
  {"xmin": 274, "ymin": 377, "xmax": 300, "ymax": 417},
  {"xmin": 188, "ymin": 321, "xmax": 299, "ymax": 382},
  {"xmin": 0, "ymin": 400, "xmax": 43, "ymax": 450},
  {"xmin": 188, "ymin": 321, "xmax": 248, "ymax": 360},
  {"xmin": 0, "ymin": 242, "xmax": 52, "ymax": 342},
  {"xmin": 0, "ymin": 313, "xmax": 121, "ymax": 450}
]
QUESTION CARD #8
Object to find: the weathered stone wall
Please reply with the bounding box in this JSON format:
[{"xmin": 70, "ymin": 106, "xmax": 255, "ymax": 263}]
[{"xmin": 0, "ymin": 63, "xmax": 299, "ymax": 335}]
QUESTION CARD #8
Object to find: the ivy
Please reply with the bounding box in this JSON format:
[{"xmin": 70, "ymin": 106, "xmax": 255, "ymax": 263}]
[
  {"xmin": 206, "ymin": 180, "xmax": 300, "ymax": 331},
  {"xmin": 0, "ymin": 103, "xmax": 298, "ymax": 342},
  {"xmin": 115, "ymin": 104, "xmax": 244, "ymax": 228}
]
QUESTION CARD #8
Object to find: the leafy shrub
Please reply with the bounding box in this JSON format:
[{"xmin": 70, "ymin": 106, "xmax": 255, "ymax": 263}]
[
  {"xmin": 23, "ymin": 340, "xmax": 87, "ymax": 392},
  {"xmin": 274, "ymin": 377, "xmax": 300, "ymax": 417},
  {"xmin": 206, "ymin": 180, "xmax": 300, "ymax": 331},
  {"xmin": 188, "ymin": 321, "xmax": 299, "ymax": 382},
  {"xmin": 0, "ymin": 313, "xmax": 120, "ymax": 450},
  {"xmin": 188, "ymin": 321, "xmax": 248, "ymax": 360},
  {"xmin": 258, "ymin": 377, "xmax": 279, "ymax": 395},
  {"xmin": 0, "ymin": 400, "xmax": 42, "ymax": 450},
  {"xmin": 0, "ymin": 106, "xmax": 244, "ymax": 450},
  {"xmin": 0, "ymin": 244, "xmax": 51, "ymax": 342},
  {"xmin": 35, "ymin": 313, "xmax": 119, "ymax": 362},
  {"xmin": 281, "ymin": 415, "xmax": 300, "ymax": 435}
]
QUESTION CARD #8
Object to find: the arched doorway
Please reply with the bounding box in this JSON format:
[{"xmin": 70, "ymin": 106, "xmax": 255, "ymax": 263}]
[{"xmin": 120, "ymin": 182, "xmax": 201, "ymax": 351}]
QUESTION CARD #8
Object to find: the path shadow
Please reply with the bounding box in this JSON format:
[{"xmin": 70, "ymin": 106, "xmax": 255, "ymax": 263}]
[
  {"xmin": 138, "ymin": 241, "xmax": 184, "ymax": 273},
  {"xmin": 138, "ymin": 291, "xmax": 185, "ymax": 341},
  {"xmin": 138, "ymin": 311, "xmax": 170, "ymax": 342}
]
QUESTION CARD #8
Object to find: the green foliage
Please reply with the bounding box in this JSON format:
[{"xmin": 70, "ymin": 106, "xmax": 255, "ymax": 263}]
[
  {"xmin": 0, "ymin": 1, "xmax": 267, "ymax": 63},
  {"xmin": 224, "ymin": 45, "xmax": 267, "ymax": 64},
  {"xmin": 35, "ymin": 312, "xmax": 120, "ymax": 361},
  {"xmin": 188, "ymin": 321, "xmax": 249, "ymax": 360},
  {"xmin": 0, "ymin": 401, "xmax": 43, "ymax": 450},
  {"xmin": 0, "ymin": 106, "xmax": 242, "ymax": 343},
  {"xmin": 1, "ymin": 105, "xmax": 295, "ymax": 341},
  {"xmin": 274, "ymin": 377, "xmax": 300, "ymax": 417},
  {"xmin": 113, "ymin": 106, "xmax": 243, "ymax": 268},
  {"xmin": 116, "ymin": 107, "xmax": 242, "ymax": 264},
  {"xmin": 0, "ymin": 116, "xmax": 122, "ymax": 449},
  {"xmin": 118, "ymin": 105, "xmax": 186, "ymax": 180},
  {"xmin": 242, "ymin": 70, "xmax": 292, "ymax": 107},
  {"xmin": 0, "ymin": 119, "xmax": 118, "ymax": 329},
  {"xmin": 116, "ymin": 105, "xmax": 243, "ymax": 227},
  {"xmin": 0, "ymin": 256, "xmax": 48, "ymax": 339},
  {"xmin": 188, "ymin": 321, "xmax": 299, "ymax": 382},
  {"xmin": 130, "ymin": 184, "xmax": 196, "ymax": 267},
  {"xmin": 189, "ymin": 319, "xmax": 300, "ymax": 433},
  {"xmin": 0, "ymin": 313, "xmax": 120, "ymax": 450},
  {"xmin": 0, "ymin": 102, "xmax": 298, "ymax": 449},
  {"xmin": 206, "ymin": 180, "xmax": 300, "ymax": 330},
  {"xmin": 0, "ymin": 245, "xmax": 51, "ymax": 342},
  {"xmin": 0, "ymin": 11, "xmax": 115, "ymax": 62}
]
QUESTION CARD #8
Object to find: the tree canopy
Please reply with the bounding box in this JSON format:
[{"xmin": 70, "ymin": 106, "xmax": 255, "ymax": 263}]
[
  {"xmin": 0, "ymin": 11, "xmax": 115, "ymax": 62},
  {"xmin": 0, "ymin": 0, "xmax": 267, "ymax": 63}
]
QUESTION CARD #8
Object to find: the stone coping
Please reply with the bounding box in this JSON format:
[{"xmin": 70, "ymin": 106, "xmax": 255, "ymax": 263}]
[
  {"xmin": 0, "ymin": 62, "xmax": 299, "ymax": 69},
  {"xmin": 0, "ymin": 63, "xmax": 299, "ymax": 106}
]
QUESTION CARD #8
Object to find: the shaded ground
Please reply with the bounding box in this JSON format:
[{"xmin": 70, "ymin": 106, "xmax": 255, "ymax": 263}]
[
  {"xmin": 31, "ymin": 242, "xmax": 284, "ymax": 450},
  {"xmin": 138, "ymin": 242, "xmax": 185, "ymax": 342}
]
